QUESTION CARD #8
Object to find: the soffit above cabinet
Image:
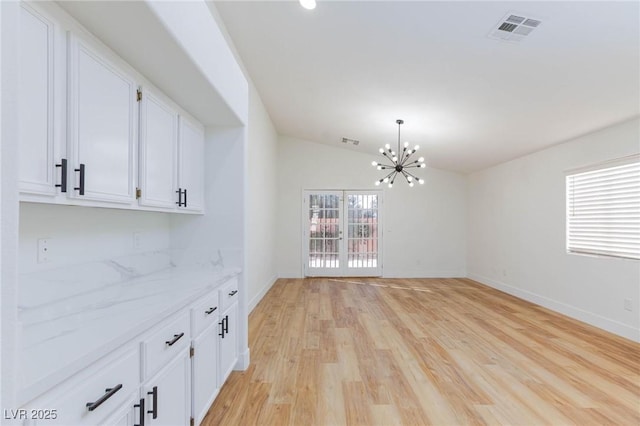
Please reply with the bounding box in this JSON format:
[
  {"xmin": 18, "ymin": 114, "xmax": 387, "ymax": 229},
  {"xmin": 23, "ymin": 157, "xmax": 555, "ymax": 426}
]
[{"xmin": 57, "ymin": 0, "xmax": 247, "ymax": 128}]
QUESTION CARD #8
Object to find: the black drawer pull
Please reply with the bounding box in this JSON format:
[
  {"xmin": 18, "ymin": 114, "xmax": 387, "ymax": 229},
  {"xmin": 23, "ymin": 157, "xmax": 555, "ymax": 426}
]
[
  {"xmin": 223, "ymin": 315, "xmax": 229, "ymax": 334},
  {"xmin": 205, "ymin": 307, "xmax": 217, "ymax": 315},
  {"xmin": 184, "ymin": 188, "xmax": 188, "ymax": 207},
  {"xmin": 86, "ymin": 383, "xmax": 122, "ymax": 411},
  {"xmin": 147, "ymin": 386, "xmax": 158, "ymax": 419},
  {"xmin": 55, "ymin": 158, "xmax": 67, "ymax": 192},
  {"xmin": 134, "ymin": 398, "xmax": 145, "ymax": 426},
  {"xmin": 228, "ymin": 290, "xmax": 238, "ymax": 297},
  {"xmin": 219, "ymin": 319, "xmax": 225, "ymax": 338},
  {"xmin": 74, "ymin": 163, "xmax": 85, "ymax": 195},
  {"xmin": 165, "ymin": 332, "xmax": 184, "ymax": 346}
]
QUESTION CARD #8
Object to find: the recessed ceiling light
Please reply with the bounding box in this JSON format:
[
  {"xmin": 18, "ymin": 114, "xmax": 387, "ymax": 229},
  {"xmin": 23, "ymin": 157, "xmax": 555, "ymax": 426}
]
[{"xmin": 299, "ymin": 0, "xmax": 316, "ymax": 10}]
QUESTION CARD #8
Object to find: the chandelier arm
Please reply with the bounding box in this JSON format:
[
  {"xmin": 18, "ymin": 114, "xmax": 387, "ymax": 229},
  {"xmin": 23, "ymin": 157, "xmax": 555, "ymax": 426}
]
[
  {"xmin": 376, "ymin": 161, "xmax": 396, "ymax": 168},
  {"xmin": 403, "ymin": 164, "xmax": 423, "ymax": 169},
  {"xmin": 401, "ymin": 171, "xmax": 412, "ymax": 183},
  {"xmin": 401, "ymin": 151, "xmax": 415, "ymax": 165},
  {"xmin": 377, "ymin": 170, "xmax": 396, "ymax": 183}
]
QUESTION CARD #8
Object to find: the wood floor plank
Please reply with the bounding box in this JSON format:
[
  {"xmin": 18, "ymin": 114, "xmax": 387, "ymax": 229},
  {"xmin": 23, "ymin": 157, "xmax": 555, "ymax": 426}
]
[{"xmin": 203, "ymin": 278, "xmax": 640, "ymax": 426}]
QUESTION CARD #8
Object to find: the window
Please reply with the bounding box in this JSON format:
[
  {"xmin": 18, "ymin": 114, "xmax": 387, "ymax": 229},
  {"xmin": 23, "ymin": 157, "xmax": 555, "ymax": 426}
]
[{"xmin": 566, "ymin": 155, "xmax": 640, "ymax": 260}]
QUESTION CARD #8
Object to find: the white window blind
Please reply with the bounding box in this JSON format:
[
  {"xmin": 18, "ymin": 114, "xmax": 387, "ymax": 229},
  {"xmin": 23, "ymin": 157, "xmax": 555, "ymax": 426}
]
[{"xmin": 566, "ymin": 155, "xmax": 640, "ymax": 260}]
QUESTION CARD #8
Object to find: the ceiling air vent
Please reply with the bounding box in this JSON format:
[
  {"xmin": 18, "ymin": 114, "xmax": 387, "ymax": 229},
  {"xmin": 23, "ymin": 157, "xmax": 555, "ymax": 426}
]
[
  {"xmin": 341, "ymin": 137, "xmax": 360, "ymax": 146},
  {"xmin": 489, "ymin": 12, "xmax": 542, "ymax": 42}
]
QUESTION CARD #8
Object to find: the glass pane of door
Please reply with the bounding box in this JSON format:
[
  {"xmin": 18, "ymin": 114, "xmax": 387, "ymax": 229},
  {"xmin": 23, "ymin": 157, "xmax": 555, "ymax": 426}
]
[{"xmin": 346, "ymin": 192, "xmax": 381, "ymax": 276}]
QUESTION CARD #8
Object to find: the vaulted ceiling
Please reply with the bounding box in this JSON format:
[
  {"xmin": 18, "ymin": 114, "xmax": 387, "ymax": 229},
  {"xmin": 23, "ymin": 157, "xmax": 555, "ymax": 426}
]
[{"xmin": 215, "ymin": 1, "xmax": 639, "ymax": 173}]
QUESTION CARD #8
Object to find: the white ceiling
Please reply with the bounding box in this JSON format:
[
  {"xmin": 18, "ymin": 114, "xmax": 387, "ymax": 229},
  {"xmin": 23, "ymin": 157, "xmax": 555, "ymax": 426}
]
[{"xmin": 214, "ymin": 1, "xmax": 640, "ymax": 173}]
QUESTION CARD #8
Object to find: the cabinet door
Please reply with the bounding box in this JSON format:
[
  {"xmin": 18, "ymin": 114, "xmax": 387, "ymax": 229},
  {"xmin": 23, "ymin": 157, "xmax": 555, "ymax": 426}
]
[
  {"xmin": 144, "ymin": 350, "xmax": 191, "ymax": 426},
  {"xmin": 18, "ymin": 3, "xmax": 65, "ymax": 197},
  {"xmin": 138, "ymin": 87, "xmax": 178, "ymax": 210},
  {"xmin": 99, "ymin": 393, "xmax": 139, "ymax": 426},
  {"xmin": 68, "ymin": 33, "xmax": 136, "ymax": 204},
  {"xmin": 192, "ymin": 326, "xmax": 219, "ymax": 425},
  {"xmin": 218, "ymin": 303, "xmax": 238, "ymax": 386},
  {"xmin": 177, "ymin": 116, "xmax": 204, "ymax": 212}
]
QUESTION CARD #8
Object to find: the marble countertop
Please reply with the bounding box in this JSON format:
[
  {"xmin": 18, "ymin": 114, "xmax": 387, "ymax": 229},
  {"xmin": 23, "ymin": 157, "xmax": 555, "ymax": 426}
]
[{"xmin": 17, "ymin": 251, "xmax": 240, "ymax": 403}]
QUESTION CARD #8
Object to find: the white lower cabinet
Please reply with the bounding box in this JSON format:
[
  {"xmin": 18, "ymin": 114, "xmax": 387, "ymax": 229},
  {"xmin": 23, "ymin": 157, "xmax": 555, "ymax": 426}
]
[
  {"xmin": 20, "ymin": 279, "xmax": 239, "ymax": 426},
  {"xmin": 218, "ymin": 302, "xmax": 238, "ymax": 387},
  {"xmin": 191, "ymin": 325, "xmax": 220, "ymax": 425},
  {"xmin": 142, "ymin": 350, "xmax": 191, "ymax": 426},
  {"xmin": 24, "ymin": 346, "xmax": 140, "ymax": 425}
]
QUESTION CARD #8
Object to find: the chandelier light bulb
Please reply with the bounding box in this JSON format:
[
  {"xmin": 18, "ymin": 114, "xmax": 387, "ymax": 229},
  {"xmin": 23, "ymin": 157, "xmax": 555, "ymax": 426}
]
[
  {"xmin": 383, "ymin": 177, "xmax": 389, "ymax": 183},
  {"xmin": 388, "ymin": 183, "xmax": 393, "ymax": 188},
  {"xmin": 375, "ymin": 181, "xmax": 380, "ymax": 186},
  {"xmin": 371, "ymin": 161, "xmax": 378, "ymax": 166},
  {"xmin": 377, "ymin": 166, "xmax": 382, "ymax": 170},
  {"xmin": 409, "ymin": 182, "xmax": 414, "ymax": 187},
  {"xmin": 419, "ymin": 179, "xmax": 425, "ymax": 184},
  {"xmin": 392, "ymin": 156, "xmax": 397, "ymax": 162},
  {"xmin": 407, "ymin": 176, "xmax": 413, "ymax": 182},
  {"xmin": 414, "ymin": 145, "xmax": 420, "ymax": 151},
  {"xmin": 418, "ymin": 157, "xmax": 424, "ymax": 162},
  {"xmin": 385, "ymin": 144, "xmax": 391, "ymax": 150},
  {"xmin": 299, "ymin": 0, "xmax": 316, "ymax": 10},
  {"xmin": 378, "ymin": 148, "xmax": 384, "ymax": 154},
  {"xmin": 404, "ymin": 141, "xmax": 409, "ymax": 148},
  {"xmin": 420, "ymin": 163, "xmax": 426, "ymax": 168}
]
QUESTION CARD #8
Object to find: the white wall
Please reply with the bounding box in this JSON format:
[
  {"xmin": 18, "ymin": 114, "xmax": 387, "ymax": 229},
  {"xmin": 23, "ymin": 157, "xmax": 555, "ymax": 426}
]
[
  {"xmin": 467, "ymin": 118, "xmax": 640, "ymax": 342},
  {"xmin": 245, "ymin": 85, "xmax": 279, "ymax": 311},
  {"xmin": 277, "ymin": 136, "xmax": 467, "ymax": 278},
  {"xmin": 19, "ymin": 203, "xmax": 171, "ymax": 274}
]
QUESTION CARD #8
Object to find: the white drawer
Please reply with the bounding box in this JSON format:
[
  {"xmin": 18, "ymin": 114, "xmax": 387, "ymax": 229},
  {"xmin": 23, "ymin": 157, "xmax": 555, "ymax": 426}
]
[
  {"xmin": 191, "ymin": 290, "xmax": 219, "ymax": 337},
  {"xmin": 26, "ymin": 347, "xmax": 139, "ymax": 425},
  {"xmin": 219, "ymin": 277, "xmax": 239, "ymax": 311},
  {"xmin": 142, "ymin": 312, "xmax": 190, "ymax": 380}
]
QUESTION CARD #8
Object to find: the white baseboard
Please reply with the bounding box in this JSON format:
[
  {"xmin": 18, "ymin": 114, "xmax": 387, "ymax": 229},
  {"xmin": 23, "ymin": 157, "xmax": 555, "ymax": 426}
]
[
  {"xmin": 383, "ymin": 269, "xmax": 466, "ymax": 278},
  {"xmin": 248, "ymin": 274, "xmax": 278, "ymax": 313},
  {"xmin": 467, "ymin": 272, "xmax": 640, "ymax": 343}
]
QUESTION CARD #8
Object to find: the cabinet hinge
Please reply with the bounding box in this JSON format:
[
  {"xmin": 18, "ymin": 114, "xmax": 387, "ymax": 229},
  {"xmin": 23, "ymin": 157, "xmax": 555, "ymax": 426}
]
[
  {"xmin": 190, "ymin": 346, "xmax": 194, "ymax": 358},
  {"xmin": 190, "ymin": 417, "xmax": 195, "ymax": 426},
  {"xmin": 136, "ymin": 188, "xmax": 141, "ymax": 199},
  {"xmin": 136, "ymin": 89, "xmax": 142, "ymax": 102}
]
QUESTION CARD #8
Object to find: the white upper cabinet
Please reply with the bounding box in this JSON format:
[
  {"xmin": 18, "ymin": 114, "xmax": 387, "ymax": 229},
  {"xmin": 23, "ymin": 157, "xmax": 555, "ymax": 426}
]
[
  {"xmin": 18, "ymin": 3, "xmax": 66, "ymax": 197},
  {"xmin": 67, "ymin": 33, "xmax": 137, "ymax": 204},
  {"xmin": 178, "ymin": 117, "xmax": 205, "ymax": 213},
  {"xmin": 138, "ymin": 87, "xmax": 178, "ymax": 210}
]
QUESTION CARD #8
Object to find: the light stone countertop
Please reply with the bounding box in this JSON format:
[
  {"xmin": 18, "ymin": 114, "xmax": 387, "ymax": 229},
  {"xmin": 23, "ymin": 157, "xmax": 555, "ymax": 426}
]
[{"xmin": 17, "ymin": 250, "xmax": 241, "ymax": 404}]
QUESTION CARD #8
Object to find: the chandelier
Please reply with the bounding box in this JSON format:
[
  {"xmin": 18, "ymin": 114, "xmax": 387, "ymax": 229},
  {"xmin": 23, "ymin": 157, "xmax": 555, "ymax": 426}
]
[{"xmin": 372, "ymin": 119, "xmax": 426, "ymax": 188}]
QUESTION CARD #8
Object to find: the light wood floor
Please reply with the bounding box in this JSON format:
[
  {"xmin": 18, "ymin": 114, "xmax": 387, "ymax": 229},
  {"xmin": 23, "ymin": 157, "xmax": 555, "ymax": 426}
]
[{"xmin": 203, "ymin": 278, "xmax": 640, "ymax": 425}]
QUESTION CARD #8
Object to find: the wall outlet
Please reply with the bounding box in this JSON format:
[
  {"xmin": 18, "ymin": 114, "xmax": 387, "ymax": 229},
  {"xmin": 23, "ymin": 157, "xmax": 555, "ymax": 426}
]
[
  {"xmin": 37, "ymin": 238, "xmax": 50, "ymax": 263},
  {"xmin": 624, "ymin": 298, "xmax": 632, "ymax": 312}
]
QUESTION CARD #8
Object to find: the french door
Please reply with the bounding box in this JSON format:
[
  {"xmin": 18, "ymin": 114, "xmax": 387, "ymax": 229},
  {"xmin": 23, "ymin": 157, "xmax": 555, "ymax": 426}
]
[{"xmin": 303, "ymin": 190, "xmax": 382, "ymax": 277}]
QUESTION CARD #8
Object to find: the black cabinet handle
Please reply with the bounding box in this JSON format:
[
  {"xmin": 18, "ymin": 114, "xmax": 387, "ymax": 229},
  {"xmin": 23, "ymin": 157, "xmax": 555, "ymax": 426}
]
[
  {"xmin": 55, "ymin": 158, "xmax": 67, "ymax": 192},
  {"xmin": 165, "ymin": 332, "xmax": 184, "ymax": 346},
  {"xmin": 228, "ymin": 290, "xmax": 238, "ymax": 297},
  {"xmin": 86, "ymin": 383, "xmax": 122, "ymax": 411},
  {"xmin": 219, "ymin": 319, "xmax": 225, "ymax": 338},
  {"xmin": 176, "ymin": 188, "xmax": 187, "ymax": 207},
  {"xmin": 74, "ymin": 163, "xmax": 85, "ymax": 195},
  {"xmin": 205, "ymin": 307, "xmax": 217, "ymax": 315},
  {"xmin": 147, "ymin": 386, "xmax": 157, "ymax": 419},
  {"xmin": 223, "ymin": 315, "xmax": 229, "ymax": 334},
  {"xmin": 134, "ymin": 398, "xmax": 145, "ymax": 426}
]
